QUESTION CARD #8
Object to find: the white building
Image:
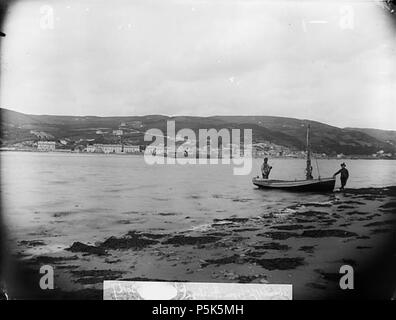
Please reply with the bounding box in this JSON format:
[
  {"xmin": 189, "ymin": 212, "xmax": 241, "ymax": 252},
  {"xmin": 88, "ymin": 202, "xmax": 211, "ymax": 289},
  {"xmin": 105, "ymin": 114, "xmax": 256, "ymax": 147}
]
[
  {"xmin": 37, "ymin": 141, "xmax": 56, "ymax": 151},
  {"xmin": 86, "ymin": 144, "xmax": 122, "ymax": 153},
  {"xmin": 99, "ymin": 144, "xmax": 122, "ymax": 153},
  {"xmin": 123, "ymin": 145, "xmax": 140, "ymax": 153},
  {"xmin": 113, "ymin": 130, "xmax": 123, "ymax": 136},
  {"xmin": 145, "ymin": 145, "xmax": 166, "ymax": 156},
  {"xmin": 86, "ymin": 145, "xmax": 97, "ymax": 152},
  {"xmin": 87, "ymin": 144, "xmax": 140, "ymax": 154}
]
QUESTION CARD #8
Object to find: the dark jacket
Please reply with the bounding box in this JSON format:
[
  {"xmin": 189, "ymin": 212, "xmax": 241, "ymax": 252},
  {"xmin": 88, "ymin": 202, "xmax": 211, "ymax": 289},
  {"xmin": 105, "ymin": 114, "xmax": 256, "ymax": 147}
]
[{"xmin": 334, "ymin": 167, "xmax": 349, "ymax": 180}]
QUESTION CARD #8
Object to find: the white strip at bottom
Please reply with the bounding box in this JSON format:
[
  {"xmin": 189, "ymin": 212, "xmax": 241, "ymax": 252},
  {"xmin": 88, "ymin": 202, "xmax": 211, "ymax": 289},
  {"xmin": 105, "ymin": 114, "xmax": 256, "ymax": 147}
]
[{"xmin": 103, "ymin": 281, "xmax": 292, "ymax": 300}]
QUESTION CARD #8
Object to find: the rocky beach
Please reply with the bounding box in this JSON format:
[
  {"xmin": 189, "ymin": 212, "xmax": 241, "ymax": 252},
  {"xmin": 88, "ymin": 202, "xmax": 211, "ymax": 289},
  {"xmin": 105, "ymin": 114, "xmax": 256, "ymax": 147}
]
[{"xmin": 7, "ymin": 186, "xmax": 396, "ymax": 299}]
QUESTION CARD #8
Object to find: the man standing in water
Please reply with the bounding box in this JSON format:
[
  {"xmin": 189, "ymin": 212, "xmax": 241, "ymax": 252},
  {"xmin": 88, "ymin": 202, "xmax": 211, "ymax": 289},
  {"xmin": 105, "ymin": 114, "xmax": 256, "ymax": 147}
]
[
  {"xmin": 333, "ymin": 162, "xmax": 349, "ymax": 190},
  {"xmin": 261, "ymin": 157, "xmax": 272, "ymax": 179}
]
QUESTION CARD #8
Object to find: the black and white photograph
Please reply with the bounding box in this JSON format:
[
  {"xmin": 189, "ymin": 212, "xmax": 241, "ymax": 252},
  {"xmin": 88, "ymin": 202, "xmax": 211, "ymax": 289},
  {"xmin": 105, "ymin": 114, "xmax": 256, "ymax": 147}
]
[{"xmin": 0, "ymin": 0, "xmax": 396, "ymax": 303}]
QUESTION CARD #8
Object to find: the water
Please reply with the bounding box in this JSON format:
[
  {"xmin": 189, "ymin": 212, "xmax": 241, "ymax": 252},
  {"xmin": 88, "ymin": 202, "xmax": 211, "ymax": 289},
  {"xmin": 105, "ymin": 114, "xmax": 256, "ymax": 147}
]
[
  {"xmin": 1, "ymin": 151, "xmax": 396, "ymax": 244},
  {"xmin": 2, "ymin": 151, "xmax": 396, "ymax": 298}
]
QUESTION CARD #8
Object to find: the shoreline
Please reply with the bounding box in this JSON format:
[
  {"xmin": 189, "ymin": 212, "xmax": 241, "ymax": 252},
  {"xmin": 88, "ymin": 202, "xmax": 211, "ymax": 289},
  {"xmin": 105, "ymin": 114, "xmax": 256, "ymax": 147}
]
[{"xmin": 1, "ymin": 149, "xmax": 395, "ymax": 160}]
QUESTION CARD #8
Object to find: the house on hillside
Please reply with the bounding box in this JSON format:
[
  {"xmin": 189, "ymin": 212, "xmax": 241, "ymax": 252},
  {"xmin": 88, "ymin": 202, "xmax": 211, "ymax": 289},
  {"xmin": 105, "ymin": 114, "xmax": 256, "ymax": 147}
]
[
  {"xmin": 123, "ymin": 145, "xmax": 140, "ymax": 153},
  {"xmin": 37, "ymin": 141, "xmax": 56, "ymax": 151},
  {"xmin": 113, "ymin": 130, "xmax": 123, "ymax": 136}
]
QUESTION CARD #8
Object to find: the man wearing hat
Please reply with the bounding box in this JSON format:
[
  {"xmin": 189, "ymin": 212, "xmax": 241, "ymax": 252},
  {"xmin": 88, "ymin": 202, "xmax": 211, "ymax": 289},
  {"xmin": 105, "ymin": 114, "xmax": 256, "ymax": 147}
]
[{"xmin": 333, "ymin": 162, "xmax": 349, "ymax": 190}]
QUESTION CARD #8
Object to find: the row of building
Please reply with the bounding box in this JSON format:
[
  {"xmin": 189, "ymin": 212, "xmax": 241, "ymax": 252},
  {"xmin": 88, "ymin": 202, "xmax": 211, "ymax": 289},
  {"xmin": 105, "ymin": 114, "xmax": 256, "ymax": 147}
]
[
  {"xmin": 145, "ymin": 143, "xmax": 246, "ymax": 157},
  {"xmin": 36, "ymin": 141, "xmax": 141, "ymax": 154},
  {"xmin": 36, "ymin": 140, "xmax": 300, "ymax": 157},
  {"xmin": 86, "ymin": 144, "xmax": 140, "ymax": 154},
  {"xmin": 37, "ymin": 141, "xmax": 56, "ymax": 151},
  {"xmin": 37, "ymin": 141, "xmax": 393, "ymax": 159}
]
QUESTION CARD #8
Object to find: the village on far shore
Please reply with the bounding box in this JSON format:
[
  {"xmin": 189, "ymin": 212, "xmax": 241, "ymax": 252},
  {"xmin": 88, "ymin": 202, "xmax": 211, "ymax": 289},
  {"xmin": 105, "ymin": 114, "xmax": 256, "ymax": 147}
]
[
  {"xmin": 1, "ymin": 109, "xmax": 395, "ymax": 160},
  {"xmin": 0, "ymin": 124, "xmax": 393, "ymax": 160}
]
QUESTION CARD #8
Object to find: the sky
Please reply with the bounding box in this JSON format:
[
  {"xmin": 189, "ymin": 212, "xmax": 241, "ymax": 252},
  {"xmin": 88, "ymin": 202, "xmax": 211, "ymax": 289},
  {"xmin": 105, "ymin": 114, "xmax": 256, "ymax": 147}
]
[{"xmin": 1, "ymin": 0, "xmax": 395, "ymax": 130}]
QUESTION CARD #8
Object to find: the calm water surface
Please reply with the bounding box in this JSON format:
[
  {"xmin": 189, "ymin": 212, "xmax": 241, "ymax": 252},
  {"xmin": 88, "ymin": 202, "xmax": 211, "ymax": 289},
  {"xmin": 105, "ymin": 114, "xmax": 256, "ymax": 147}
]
[{"xmin": 2, "ymin": 152, "xmax": 396, "ymax": 246}]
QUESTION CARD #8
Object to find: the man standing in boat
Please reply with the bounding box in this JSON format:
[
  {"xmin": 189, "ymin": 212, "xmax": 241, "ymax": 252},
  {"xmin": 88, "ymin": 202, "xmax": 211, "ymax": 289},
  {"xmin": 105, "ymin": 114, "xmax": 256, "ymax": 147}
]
[
  {"xmin": 261, "ymin": 157, "xmax": 272, "ymax": 179},
  {"xmin": 333, "ymin": 162, "xmax": 349, "ymax": 190}
]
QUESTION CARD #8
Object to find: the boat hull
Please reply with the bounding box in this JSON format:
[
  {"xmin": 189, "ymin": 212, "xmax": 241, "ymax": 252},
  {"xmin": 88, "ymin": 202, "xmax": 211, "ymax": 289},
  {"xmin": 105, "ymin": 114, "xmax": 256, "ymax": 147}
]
[{"xmin": 252, "ymin": 177, "xmax": 336, "ymax": 192}]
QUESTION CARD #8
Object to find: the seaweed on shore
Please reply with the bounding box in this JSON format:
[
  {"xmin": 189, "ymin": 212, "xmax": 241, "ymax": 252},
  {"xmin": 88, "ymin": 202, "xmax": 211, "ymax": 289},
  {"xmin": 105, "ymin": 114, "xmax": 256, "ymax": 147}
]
[
  {"xmin": 356, "ymin": 246, "xmax": 372, "ymax": 249},
  {"xmin": 157, "ymin": 212, "xmax": 178, "ymax": 216},
  {"xmin": 232, "ymin": 198, "xmax": 253, "ymax": 203},
  {"xmin": 202, "ymin": 254, "xmax": 242, "ymax": 266},
  {"xmin": 379, "ymin": 209, "xmax": 396, "ymax": 214},
  {"xmin": 300, "ymin": 202, "xmax": 332, "ymax": 208},
  {"xmin": 306, "ymin": 282, "xmax": 327, "ymax": 290},
  {"xmin": 162, "ymin": 235, "xmax": 220, "ymax": 246},
  {"xmin": 295, "ymin": 218, "xmax": 314, "ymax": 224},
  {"xmin": 116, "ymin": 220, "xmax": 132, "ymax": 225},
  {"xmin": 231, "ymin": 227, "xmax": 260, "ymax": 232},
  {"xmin": 138, "ymin": 232, "xmax": 166, "ymax": 239},
  {"xmin": 300, "ymin": 229, "xmax": 357, "ymax": 238},
  {"xmin": 380, "ymin": 201, "xmax": 396, "ymax": 209},
  {"xmin": 213, "ymin": 217, "xmax": 249, "ymax": 223},
  {"xmin": 257, "ymin": 231, "xmax": 299, "ymax": 240},
  {"xmin": 346, "ymin": 187, "xmax": 395, "ymax": 196},
  {"xmin": 253, "ymin": 242, "xmax": 290, "ymax": 251},
  {"xmin": 370, "ymin": 228, "xmax": 392, "ymax": 234},
  {"xmin": 339, "ymin": 223, "xmax": 352, "ymax": 227},
  {"xmin": 337, "ymin": 205, "xmax": 356, "ymax": 210},
  {"xmin": 26, "ymin": 255, "xmax": 79, "ymax": 265},
  {"xmin": 18, "ymin": 240, "xmax": 46, "ymax": 247},
  {"xmin": 66, "ymin": 242, "xmax": 108, "ymax": 256},
  {"xmin": 299, "ymin": 210, "xmax": 327, "ymax": 217},
  {"xmin": 319, "ymin": 219, "xmax": 337, "ymax": 226},
  {"xmin": 299, "ymin": 246, "xmax": 316, "ymax": 254},
  {"xmin": 315, "ymin": 269, "xmax": 340, "ymax": 282},
  {"xmin": 250, "ymin": 257, "xmax": 305, "ymax": 270},
  {"xmin": 342, "ymin": 200, "xmax": 365, "ymax": 205},
  {"xmin": 206, "ymin": 232, "xmax": 229, "ymax": 237},
  {"xmin": 356, "ymin": 235, "xmax": 370, "ymax": 240},
  {"xmin": 71, "ymin": 269, "xmax": 124, "ymax": 284},
  {"xmin": 259, "ymin": 228, "xmax": 357, "ymax": 239},
  {"xmin": 101, "ymin": 232, "xmax": 159, "ymax": 250},
  {"xmin": 364, "ymin": 219, "xmax": 396, "ymax": 227},
  {"xmin": 53, "ymin": 211, "xmax": 74, "ymax": 218},
  {"xmin": 271, "ymin": 224, "xmax": 313, "ymax": 231},
  {"xmin": 236, "ymin": 274, "xmax": 268, "ymax": 283},
  {"xmin": 246, "ymin": 251, "xmax": 267, "ymax": 258},
  {"xmin": 346, "ymin": 211, "xmax": 370, "ymax": 216}
]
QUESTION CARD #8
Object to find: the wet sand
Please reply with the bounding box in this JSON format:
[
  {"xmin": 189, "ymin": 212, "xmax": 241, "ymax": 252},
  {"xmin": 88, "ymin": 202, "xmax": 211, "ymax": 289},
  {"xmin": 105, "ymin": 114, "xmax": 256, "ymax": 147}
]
[{"xmin": 9, "ymin": 186, "xmax": 396, "ymax": 299}]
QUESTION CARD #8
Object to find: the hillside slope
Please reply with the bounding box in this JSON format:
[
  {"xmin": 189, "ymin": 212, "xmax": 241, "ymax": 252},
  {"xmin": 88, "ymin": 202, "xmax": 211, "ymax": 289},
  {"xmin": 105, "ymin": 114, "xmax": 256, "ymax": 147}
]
[
  {"xmin": 1, "ymin": 108, "xmax": 395, "ymax": 155},
  {"xmin": 346, "ymin": 127, "xmax": 396, "ymax": 148}
]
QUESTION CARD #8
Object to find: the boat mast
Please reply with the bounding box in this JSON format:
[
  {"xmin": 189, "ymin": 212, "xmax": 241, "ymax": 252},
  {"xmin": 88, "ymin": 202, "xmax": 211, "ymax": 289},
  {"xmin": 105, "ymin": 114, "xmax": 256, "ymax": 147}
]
[{"xmin": 306, "ymin": 124, "xmax": 313, "ymax": 180}]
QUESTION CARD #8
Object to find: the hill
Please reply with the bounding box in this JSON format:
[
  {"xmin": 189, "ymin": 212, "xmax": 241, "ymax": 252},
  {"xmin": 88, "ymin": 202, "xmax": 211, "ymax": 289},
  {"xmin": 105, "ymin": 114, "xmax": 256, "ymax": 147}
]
[
  {"xmin": 346, "ymin": 127, "xmax": 396, "ymax": 148},
  {"xmin": 1, "ymin": 108, "xmax": 395, "ymax": 156}
]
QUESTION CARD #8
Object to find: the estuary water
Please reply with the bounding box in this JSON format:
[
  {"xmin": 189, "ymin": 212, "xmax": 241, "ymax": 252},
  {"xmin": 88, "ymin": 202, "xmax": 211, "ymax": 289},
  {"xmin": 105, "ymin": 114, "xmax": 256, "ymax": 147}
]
[
  {"xmin": 2, "ymin": 151, "xmax": 396, "ymax": 299},
  {"xmin": 1, "ymin": 151, "xmax": 396, "ymax": 243}
]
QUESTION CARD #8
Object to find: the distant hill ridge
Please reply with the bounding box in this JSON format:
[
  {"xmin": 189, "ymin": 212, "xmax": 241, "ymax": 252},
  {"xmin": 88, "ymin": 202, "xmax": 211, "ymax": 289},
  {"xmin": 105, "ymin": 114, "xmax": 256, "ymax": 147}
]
[
  {"xmin": 346, "ymin": 127, "xmax": 396, "ymax": 147},
  {"xmin": 1, "ymin": 108, "xmax": 395, "ymax": 156}
]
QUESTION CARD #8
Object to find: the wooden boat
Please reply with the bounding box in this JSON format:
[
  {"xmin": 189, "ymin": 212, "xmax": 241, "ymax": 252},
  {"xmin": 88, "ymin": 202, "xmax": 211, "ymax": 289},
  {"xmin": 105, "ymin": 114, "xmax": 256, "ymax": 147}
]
[
  {"xmin": 252, "ymin": 177, "xmax": 335, "ymax": 192},
  {"xmin": 253, "ymin": 124, "xmax": 336, "ymax": 192}
]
